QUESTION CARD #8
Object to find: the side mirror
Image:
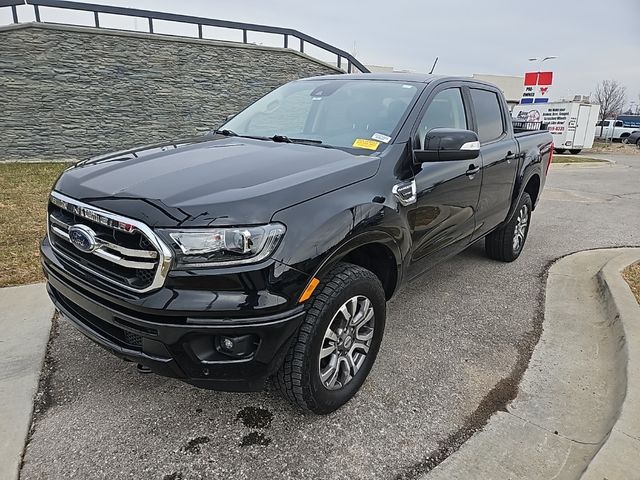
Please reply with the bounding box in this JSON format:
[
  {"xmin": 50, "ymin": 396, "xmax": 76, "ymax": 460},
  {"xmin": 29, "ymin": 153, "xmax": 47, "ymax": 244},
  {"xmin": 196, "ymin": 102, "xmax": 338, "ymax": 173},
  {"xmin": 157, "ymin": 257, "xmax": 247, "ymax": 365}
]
[{"xmin": 414, "ymin": 128, "xmax": 480, "ymax": 163}]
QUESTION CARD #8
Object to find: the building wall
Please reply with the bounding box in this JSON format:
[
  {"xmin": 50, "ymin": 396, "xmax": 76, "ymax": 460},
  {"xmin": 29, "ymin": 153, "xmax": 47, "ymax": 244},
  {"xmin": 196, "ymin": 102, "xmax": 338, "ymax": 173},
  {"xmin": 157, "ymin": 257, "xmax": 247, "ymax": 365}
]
[{"xmin": 0, "ymin": 23, "xmax": 340, "ymax": 161}]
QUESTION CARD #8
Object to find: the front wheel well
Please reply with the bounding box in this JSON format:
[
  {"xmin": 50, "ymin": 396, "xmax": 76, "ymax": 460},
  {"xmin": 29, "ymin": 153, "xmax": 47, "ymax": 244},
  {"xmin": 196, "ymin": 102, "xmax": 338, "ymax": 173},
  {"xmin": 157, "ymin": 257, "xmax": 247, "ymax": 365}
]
[
  {"xmin": 340, "ymin": 243, "xmax": 398, "ymax": 300},
  {"xmin": 523, "ymin": 174, "xmax": 541, "ymax": 209}
]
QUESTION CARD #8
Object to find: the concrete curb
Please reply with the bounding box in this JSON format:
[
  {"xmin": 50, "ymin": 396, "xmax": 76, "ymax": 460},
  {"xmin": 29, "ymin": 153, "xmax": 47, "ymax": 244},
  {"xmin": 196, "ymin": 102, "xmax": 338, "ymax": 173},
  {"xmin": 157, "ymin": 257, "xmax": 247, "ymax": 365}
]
[
  {"xmin": 0, "ymin": 283, "xmax": 54, "ymax": 480},
  {"xmin": 583, "ymin": 252, "xmax": 640, "ymax": 478},
  {"xmin": 424, "ymin": 248, "xmax": 640, "ymax": 479}
]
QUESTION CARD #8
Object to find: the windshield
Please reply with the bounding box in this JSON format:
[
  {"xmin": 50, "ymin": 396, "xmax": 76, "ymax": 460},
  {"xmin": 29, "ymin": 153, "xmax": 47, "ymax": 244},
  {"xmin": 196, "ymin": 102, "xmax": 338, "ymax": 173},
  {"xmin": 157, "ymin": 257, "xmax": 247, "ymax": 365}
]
[{"xmin": 221, "ymin": 79, "xmax": 419, "ymax": 151}]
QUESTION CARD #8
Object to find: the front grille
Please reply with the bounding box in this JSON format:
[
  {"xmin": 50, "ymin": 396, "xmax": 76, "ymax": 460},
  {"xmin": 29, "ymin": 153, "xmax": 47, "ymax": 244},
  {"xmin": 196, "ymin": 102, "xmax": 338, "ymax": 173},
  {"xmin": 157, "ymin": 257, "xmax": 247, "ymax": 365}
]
[{"xmin": 47, "ymin": 191, "xmax": 172, "ymax": 293}]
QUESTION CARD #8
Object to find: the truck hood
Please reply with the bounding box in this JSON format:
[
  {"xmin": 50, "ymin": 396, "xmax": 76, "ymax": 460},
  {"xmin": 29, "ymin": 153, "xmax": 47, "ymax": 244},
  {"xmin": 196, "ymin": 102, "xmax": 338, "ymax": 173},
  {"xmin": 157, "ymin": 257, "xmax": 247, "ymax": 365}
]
[{"xmin": 54, "ymin": 136, "xmax": 380, "ymax": 227}]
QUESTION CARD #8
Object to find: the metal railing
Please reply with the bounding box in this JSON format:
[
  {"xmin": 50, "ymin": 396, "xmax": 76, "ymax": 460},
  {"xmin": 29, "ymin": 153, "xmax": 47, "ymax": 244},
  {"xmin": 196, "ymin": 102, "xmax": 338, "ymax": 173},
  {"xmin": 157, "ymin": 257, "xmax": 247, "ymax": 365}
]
[{"xmin": 1, "ymin": 0, "xmax": 369, "ymax": 73}]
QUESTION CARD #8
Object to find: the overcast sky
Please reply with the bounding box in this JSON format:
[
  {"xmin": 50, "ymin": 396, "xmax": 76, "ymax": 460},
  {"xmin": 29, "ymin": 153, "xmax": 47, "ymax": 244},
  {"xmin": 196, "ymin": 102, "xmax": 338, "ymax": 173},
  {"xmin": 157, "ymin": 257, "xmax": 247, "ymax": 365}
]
[{"xmin": 7, "ymin": 0, "xmax": 640, "ymax": 108}]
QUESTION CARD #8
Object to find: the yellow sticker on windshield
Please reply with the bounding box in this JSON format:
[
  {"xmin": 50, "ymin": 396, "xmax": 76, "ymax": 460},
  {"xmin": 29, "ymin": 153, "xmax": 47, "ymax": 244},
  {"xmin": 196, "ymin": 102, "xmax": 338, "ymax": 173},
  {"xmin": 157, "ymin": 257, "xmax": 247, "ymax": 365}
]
[{"xmin": 352, "ymin": 139, "xmax": 380, "ymax": 150}]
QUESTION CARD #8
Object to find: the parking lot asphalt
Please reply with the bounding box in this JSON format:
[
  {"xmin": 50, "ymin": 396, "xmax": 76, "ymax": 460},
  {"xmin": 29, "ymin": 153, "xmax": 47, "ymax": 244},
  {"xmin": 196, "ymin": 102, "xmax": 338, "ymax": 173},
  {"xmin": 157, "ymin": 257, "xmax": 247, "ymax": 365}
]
[{"xmin": 21, "ymin": 154, "xmax": 640, "ymax": 480}]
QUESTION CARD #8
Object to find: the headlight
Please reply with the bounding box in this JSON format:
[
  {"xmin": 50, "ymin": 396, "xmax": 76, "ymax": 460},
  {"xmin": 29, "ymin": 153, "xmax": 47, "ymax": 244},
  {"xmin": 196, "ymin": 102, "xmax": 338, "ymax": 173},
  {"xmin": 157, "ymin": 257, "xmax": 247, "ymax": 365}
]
[{"xmin": 158, "ymin": 223, "xmax": 285, "ymax": 268}]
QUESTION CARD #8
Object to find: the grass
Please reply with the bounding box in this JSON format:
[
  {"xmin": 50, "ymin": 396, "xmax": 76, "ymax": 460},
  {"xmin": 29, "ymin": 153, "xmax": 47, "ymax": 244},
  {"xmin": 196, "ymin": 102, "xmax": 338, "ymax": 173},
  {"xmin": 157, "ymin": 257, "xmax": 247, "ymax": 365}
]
[
  {"xmin": 623, "ymin": 263, "xmax": 640, "ymax": 305},
  {"xmin": 553, "ymin": 155, "xmax": 606, "ymax": 164},
  {"xmin": 0, "ymin": 162, "xmax": 72, "ymax": 287}
]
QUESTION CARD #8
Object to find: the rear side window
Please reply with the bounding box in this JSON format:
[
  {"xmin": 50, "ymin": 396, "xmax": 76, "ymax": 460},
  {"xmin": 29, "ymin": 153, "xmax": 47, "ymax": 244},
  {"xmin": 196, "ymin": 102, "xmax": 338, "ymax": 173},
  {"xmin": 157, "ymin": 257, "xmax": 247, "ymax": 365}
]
[{"xmin": 470, "ymin": 88, "xmax": 505, "ymax": 143}]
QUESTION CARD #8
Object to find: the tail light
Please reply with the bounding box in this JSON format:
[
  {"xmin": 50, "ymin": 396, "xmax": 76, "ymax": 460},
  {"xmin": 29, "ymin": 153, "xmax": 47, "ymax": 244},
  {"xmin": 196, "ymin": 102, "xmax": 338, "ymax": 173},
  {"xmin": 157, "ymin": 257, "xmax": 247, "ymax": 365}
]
[{"xmin": 545, "ymin": 143, "xmax": 554, "ymax": 175}]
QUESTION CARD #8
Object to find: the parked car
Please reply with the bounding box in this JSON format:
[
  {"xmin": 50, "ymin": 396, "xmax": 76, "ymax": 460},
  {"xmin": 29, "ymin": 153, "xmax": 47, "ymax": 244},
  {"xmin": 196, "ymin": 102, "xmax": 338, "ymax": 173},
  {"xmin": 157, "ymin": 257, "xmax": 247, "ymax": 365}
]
[
  {"xmin": 594, "ymin": 119, "xmax": 637, "ymax": 142},
  {"xmin": 623, "ymin": 130, "xmax": 640, "ymax": 146},
  {"xmin": 41, "ymin": 74, "xmax": 553, "ymax": 414}
]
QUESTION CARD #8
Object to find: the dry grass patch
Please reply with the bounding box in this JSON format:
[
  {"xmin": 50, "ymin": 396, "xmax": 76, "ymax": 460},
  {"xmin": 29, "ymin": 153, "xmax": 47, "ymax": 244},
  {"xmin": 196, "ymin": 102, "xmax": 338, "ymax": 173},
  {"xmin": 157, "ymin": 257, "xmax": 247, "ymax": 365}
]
[
  {"xmin": 0, "ymin": 162, "xmax": 72, "ymax": 287},
  {"xmin": 623, "ymin": 262, "xmax": 640, "ymax": 305},
  {"xmin": 553, "ymin": 155, "xmax": 606, "ymax": 164}
]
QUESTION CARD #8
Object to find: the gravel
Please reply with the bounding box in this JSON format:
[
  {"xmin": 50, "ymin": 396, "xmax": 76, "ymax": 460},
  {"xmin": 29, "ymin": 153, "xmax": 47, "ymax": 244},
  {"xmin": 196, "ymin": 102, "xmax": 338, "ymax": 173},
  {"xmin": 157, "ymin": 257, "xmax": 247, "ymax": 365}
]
[{"xmin": 21, "ymin": 154, "xmax": 640, "ymax": 480}]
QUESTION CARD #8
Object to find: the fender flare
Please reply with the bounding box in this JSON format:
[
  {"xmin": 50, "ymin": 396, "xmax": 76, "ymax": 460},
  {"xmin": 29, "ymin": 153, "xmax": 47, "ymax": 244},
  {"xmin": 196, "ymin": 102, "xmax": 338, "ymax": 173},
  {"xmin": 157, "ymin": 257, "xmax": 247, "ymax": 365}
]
[{"xmin": 308, "ymin": 230, "xmax": 403, "ymax": 298}]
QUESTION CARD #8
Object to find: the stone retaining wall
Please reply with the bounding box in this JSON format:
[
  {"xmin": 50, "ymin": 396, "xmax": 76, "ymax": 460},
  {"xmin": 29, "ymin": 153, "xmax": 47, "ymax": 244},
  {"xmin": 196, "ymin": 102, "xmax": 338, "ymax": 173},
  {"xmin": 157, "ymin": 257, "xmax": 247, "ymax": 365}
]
[{"xmin": 0, "ymin": 23, "xmax": 340, "ymax": 161}]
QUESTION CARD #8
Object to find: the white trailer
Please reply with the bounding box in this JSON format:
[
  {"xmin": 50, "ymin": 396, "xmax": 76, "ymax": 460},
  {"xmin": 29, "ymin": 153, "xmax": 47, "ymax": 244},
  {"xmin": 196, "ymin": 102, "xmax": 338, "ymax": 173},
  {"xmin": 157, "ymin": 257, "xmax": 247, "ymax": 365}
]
[{"xmin": 512, "ymin": 101, "xmax": 600, "ymax": 154}]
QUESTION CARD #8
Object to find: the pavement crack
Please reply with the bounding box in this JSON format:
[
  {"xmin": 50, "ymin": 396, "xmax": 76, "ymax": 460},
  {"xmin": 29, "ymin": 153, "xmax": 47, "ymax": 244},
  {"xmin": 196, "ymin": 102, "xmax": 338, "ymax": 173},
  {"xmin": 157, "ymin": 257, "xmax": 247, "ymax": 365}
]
[
  {"xmin": 505, "ymin": 411, "xmax": 602, "ymax": 446},
  {"xmin": 616, "ymin": 429, "xmax": 640, "ymax": 442}
]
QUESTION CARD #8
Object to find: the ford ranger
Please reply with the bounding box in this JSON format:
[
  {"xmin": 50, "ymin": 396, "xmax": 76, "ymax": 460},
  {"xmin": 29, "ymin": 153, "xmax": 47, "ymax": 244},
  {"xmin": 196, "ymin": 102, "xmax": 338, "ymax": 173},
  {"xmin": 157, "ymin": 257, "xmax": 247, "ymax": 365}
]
[{"xmin": 41, "ymin": 73, "xmax": 553, "ymax": 414}]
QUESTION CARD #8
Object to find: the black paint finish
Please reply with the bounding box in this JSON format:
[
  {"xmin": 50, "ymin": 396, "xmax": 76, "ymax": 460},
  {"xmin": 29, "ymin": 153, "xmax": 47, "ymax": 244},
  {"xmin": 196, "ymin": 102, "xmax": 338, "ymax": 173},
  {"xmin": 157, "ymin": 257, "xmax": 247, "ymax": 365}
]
[{"xmin": 42, "ymin": 74, "xmax": 553, "ymax": 391}]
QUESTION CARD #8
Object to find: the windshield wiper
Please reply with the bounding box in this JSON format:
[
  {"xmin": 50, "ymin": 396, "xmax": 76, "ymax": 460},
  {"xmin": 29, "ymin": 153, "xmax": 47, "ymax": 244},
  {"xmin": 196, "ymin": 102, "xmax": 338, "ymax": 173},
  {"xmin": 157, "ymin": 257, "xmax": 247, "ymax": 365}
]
[
  {"xmin": 214, "ymin": 129, "xmax": 238, "ymax": 136},
  {"xmin": 271, "ymin": 134, "xmax": 322, "ymax": 145}
]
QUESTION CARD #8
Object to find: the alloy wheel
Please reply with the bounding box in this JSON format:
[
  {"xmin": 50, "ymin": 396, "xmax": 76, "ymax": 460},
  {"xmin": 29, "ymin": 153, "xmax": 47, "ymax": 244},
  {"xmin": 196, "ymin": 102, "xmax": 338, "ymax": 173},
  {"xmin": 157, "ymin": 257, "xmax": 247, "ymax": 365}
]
[
  {"xmin": 513, "ymin": 204, "xmax": 529, "ymax": 252},
  {"xmin": 318, "ymin": 295, "xmax": 375, "ymax": 390}
]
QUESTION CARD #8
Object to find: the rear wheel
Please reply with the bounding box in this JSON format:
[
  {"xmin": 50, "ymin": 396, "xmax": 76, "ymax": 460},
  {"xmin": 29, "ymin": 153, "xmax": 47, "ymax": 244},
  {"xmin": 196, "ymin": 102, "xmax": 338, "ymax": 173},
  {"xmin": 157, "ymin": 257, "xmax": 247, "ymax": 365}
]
[
  {"xmin": 485, "ymin": 193, "xmax": 532, "ymax": 262},
  {"xmin": 275, "ymin": 263, "xmax": 386, "ymax": 414},
  {"xmin": 621, "ymin": 135, "xmax": 630, "ymax": 144},
  {"xmin": 569, "ymin": 149, "xmax": 582, "ymax": 154}
]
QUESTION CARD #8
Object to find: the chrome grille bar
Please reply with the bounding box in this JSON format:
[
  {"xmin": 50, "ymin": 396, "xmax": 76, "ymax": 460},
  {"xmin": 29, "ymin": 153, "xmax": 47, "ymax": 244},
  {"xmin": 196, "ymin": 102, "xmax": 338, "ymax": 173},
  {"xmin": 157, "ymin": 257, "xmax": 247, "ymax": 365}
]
[
  {"xmin": 50, "ymin": 226, "xmax": 156, "ymax": 270},
  {"xmin": 49, "ymin": 214, "xmax": 158, "ymax": 259},
  {"xmin": 48, "ymin": 191, "xmax": 173, "ymax": 293}
]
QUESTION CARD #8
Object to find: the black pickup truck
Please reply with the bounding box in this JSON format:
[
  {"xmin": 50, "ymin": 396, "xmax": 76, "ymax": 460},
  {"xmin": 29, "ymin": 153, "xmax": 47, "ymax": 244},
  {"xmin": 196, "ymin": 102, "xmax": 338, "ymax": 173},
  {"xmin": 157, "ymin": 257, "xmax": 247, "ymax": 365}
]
[{"xmin": 42, "ymin": 73, "xmax": 553, "ymax": 414}]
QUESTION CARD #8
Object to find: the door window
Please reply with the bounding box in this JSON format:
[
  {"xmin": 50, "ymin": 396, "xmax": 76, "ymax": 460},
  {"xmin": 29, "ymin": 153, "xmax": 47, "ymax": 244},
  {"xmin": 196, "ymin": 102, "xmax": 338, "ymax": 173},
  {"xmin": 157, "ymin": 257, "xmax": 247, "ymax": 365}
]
[
  {"xmin": 470, "ymin": 88, "xmax": 505, "ymax": 143},
  {"xmin": 416, "ymin": 88, "xmax": 467, "ymax": 148}
]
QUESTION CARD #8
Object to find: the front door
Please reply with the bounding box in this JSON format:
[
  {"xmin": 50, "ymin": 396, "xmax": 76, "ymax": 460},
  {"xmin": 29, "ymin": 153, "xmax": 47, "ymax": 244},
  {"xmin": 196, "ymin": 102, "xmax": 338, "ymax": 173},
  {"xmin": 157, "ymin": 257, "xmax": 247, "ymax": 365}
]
[{"xmin": 405, "ymin": 86, "xmax": 482, "ymax": 279}]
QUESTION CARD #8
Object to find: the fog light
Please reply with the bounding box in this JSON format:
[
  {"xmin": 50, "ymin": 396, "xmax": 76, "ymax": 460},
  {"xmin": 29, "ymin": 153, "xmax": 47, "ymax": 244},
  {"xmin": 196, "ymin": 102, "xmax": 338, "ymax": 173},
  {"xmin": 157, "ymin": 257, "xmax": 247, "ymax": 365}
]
[
  {"xmin": 215, "ymin": 334, "xmax": 259, "ymax": 358},
  {"xmin": 222, "ymin": 337, "xmax": 235, "ymax": 351}
]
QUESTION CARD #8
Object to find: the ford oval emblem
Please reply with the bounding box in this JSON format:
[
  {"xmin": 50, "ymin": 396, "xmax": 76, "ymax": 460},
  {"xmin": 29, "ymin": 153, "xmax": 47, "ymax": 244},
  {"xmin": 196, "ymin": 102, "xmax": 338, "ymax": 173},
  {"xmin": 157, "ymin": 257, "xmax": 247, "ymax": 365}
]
[{"xmin": 68, "ymin": 224, "xmax": 97, "ymax": 253}]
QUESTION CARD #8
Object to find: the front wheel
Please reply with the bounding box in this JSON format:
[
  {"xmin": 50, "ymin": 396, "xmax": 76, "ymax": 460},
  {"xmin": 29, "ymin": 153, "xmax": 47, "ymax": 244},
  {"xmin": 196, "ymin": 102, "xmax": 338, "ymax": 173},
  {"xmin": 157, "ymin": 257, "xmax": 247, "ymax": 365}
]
[
  {"xmin": 485, "ymin": 192, "xmax": 533, "ymax": 262},
  {"xmin": 275, "ymin": 263, "xmax": 386, "ymax": 414},
  {"xmin": 554, "ymin": 148, "xmax": 567, "ymax": 154}
]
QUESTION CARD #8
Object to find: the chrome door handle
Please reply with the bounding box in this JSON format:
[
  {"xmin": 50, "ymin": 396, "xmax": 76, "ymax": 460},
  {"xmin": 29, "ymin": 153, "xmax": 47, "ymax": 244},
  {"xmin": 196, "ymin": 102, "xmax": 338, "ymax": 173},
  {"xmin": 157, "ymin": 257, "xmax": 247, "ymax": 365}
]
[{"xmin": 465, "ymin": 165, "xmax": 480, "ymax": 176}]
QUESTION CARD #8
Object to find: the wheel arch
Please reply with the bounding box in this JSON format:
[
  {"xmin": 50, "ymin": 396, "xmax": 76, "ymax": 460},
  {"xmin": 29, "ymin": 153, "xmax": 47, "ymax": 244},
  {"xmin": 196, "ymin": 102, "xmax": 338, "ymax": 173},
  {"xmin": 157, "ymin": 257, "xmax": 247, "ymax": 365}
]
[{"xmin": 311, "ymin": 231, "xmax": 402, "ymax": 301}]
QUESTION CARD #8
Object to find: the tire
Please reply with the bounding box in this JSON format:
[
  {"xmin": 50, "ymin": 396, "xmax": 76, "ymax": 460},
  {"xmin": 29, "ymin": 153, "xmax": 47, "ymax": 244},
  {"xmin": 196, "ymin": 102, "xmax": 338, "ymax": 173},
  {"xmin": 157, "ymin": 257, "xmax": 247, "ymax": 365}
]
[
  {"xmin": 485, "ymin": 192, "xmax": 533, "ymax": 262},
  {"xmin": 275, "ymin": 262, "xmax": 386, "ymax": 414},
  {"xmin": 554, "ymin": 148, "xmax": 567, "ymax": 154},
  {"xmin": 636, "ymin": 139, "xmax": 640, "ymax": 148},
  {"xmin": 621, "ymin": 135, "xmax": 630, "ymax": 144},
  {"xmin": 569, "ymin": 149, "xmax": 582, "ymax": 154}
]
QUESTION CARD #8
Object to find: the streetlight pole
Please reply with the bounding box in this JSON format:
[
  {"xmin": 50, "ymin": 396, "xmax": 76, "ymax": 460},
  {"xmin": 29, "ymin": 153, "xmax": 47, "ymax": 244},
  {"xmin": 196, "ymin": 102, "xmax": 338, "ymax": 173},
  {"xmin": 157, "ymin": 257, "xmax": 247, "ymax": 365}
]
[{"xmin": 528, "ymin": 55, "xmax": 558, "ymax": 72}]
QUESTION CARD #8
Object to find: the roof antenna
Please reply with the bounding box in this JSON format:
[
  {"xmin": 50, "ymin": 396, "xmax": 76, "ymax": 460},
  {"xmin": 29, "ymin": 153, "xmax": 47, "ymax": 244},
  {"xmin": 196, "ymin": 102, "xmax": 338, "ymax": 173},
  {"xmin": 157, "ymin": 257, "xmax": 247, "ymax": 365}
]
[{"xmin": 428, "ymin": 57, "xmax": 439, "ymax": 74}]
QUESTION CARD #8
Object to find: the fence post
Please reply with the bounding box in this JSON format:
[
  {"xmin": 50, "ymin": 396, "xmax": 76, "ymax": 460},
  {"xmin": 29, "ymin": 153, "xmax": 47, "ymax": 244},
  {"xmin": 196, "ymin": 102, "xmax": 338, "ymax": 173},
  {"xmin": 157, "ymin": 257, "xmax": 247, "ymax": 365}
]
[
  {"xmin": 300, "ymin": 38, "xmax": 304, "ymax": 53},
  {"xmin": 337, "ymin": 55, "xmax": 341, "ymax": 70},
  {"xmin": 11, "ymin": 4, "xmax": 18, "ymax": 23},
  {"xmin": 34, "ymin": 5, "xmax": 40, "ymax": 22},
  {"xmin": 283, "ymin": 34, "xmax": 288, "ymax": 48},
  {"xmin": 348, "ymin": 60, "xmax": 352, "ymax": 73},
  {"xmin": 148, "ymin": 17, "xmax": 153, "ymax": 33},
  {"xmin": 198, "ymin": 24, "xmax": 202, "ymax": 39},
  {"xmin": 94, "ymin": 11, "xmax": 99, "ymax": 27},
  {"xmin": 242, "ymin": 29, "xmax": 247, "ymax": 43}
]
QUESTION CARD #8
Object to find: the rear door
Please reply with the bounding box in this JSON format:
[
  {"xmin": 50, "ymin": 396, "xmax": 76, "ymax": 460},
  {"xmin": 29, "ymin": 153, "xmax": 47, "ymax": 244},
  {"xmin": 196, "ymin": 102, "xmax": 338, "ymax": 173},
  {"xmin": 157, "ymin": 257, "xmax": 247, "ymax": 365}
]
[
  {"xmin": 469, "ymin": 87, "xmax": 518, "ymax": 240},
  {"xmin": 573, "ymin": 105, "xmax": 591, "ymax": 148},
  {"xmin": 405, "ymin": 83, "xmax": 482, "ymax": 279}
]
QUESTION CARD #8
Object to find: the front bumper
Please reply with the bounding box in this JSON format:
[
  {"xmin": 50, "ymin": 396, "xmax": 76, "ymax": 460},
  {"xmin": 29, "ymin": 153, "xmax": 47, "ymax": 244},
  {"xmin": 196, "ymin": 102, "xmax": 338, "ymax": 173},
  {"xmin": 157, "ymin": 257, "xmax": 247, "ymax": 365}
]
[{"xmin": 42, "ymin": 240, "xmax": 306, "ymax": 392}]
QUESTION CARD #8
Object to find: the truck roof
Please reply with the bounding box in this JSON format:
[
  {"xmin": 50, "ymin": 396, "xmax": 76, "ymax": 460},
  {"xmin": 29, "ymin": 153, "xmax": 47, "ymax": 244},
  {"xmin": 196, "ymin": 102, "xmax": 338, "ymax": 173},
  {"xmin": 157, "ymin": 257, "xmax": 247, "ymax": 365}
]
[{"xmin": 301, "ymin": 72, "xmax": 497, "ymax": 88}]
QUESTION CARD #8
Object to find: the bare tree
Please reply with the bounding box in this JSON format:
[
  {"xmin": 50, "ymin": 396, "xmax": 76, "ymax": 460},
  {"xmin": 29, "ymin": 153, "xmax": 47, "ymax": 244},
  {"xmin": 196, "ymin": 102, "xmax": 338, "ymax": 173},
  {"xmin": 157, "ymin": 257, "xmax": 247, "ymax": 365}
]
[{"xmin": 592, "ymin": 80, "xmax": 627, "ymax": 137}]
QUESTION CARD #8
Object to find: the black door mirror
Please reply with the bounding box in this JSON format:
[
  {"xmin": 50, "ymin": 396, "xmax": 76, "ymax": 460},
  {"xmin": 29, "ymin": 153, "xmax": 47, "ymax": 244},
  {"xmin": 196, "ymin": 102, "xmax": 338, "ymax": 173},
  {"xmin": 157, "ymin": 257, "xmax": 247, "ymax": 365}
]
[{"xmin": 414, "ymin": 128, "xmax": 480, "ymax": 163}]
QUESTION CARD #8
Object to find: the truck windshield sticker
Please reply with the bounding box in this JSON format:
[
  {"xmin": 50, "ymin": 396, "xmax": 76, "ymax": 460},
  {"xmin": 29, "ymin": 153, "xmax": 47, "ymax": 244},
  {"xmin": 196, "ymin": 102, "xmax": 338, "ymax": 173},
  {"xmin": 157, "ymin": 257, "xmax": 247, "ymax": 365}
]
[
  {"xmin": 352, "ymin": 139, "xmax": 380, "ymax": 150},
  {"xmin": 371, "ymin": 133, "xmax": 391, "ymax": 143}
]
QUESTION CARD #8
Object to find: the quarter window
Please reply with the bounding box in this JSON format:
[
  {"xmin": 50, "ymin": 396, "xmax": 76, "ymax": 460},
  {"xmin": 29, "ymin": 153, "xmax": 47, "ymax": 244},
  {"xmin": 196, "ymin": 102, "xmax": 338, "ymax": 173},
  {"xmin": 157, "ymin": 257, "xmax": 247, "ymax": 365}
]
[
  {"xmin": 470, "ymin": 88, "xmax": 505, "ymax": 143},
  {"xmin": 416, "ymin": 88, "xmax": 467, "ymax": 148}
]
